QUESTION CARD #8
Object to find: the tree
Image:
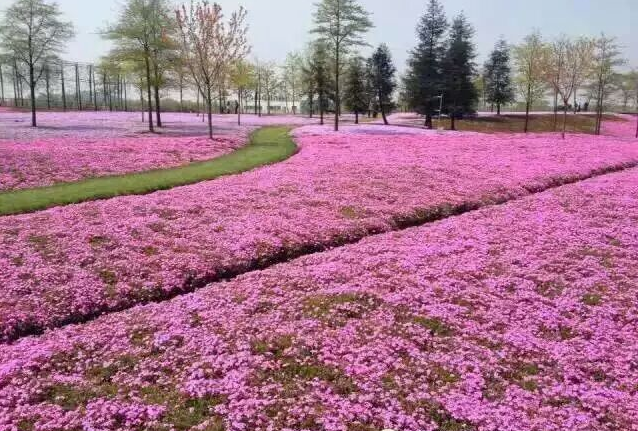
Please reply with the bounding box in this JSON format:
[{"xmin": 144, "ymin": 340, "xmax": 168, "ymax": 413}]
[
  {"xmin": 176, "ymin": 1, "xmax": 249, "ymax": 139},
  {"xmin": 369, "ymin": 44, "xmax": 397, "ymax": 125},
  {"xmin": 484, "ymin": 38, "xmax": 514, "ymax": 115},
  {"xmin": 542, "ymin": 36, "xmax": 569, "ymax": 129},
  {"xmin": 230, "ymin": 59, "xmax": 254, "ymax": 125},
  {"xmin": 343, "ymin": 56, "xmax": 367, "ymax": 124},
  {"xmin": 311, "ymin": 0, "xmax": 373, "ymax": 131},
  {"xmin": 259, "ymin": 62, "xmax": 277, "ymax": 115},
  {"xmin": 552, "ymin": 37, "xmax": 594, "ymax": 138},
  {"xmin": 105, "ymin": 0, "xmax": 163, "ymax": 132},
  {"xmin": 306, "ymin": 41, "xmax": 331, "ymax": 125},
  {"xmin": 0, "ymin": 0, "xmax": 74, "ymax": 127},
  {"xmin": 283, "ymin": 52, "xmax": 303, "ymax": 114},
  {"xmin": 513, "ymin": 31, "xmax": 546, "ymax": 133},
  {"xmin": 403, "ymin": 0, "xmax": 447, "ymax": 128},
  {"xmin": 614, "ymin": 70, "xmax": 637, "ymax": 111},
  {"xmin": 441, "ymin": 14, "xmax": 477, "ymax": 130},
  {"xmin": 591, "ymin": 35, "xmax": 624, "ymax": 135}
]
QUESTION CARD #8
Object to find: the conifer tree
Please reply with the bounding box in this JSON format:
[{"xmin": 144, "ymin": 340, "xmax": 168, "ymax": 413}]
[
  {"xmin": 403, "ymin": 0, "xmax": 447, "ymax": 128},
  {"xmin": 343, "ymin": 56, "xmax": 368, "ymax": 124},
  {"xmin": 484, "ymin": 38, "xmax": 514, "ymax": 115},
  {"xmin": 441, "ymin": 13, "xmax": 477, "ymax": 130},
  {"xmin": 311, "ymin": 0, "xmax": 373, "ymax": 131},
  {"xmin": 370, "ymin": 44, "xmax": 397, "ymax": 125}
]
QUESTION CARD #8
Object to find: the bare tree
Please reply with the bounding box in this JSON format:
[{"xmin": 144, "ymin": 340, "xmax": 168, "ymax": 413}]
[
  {"xmin": 176, "ymin": 1, "xmax": 249, "ymax": 139},
  {"xmin": 513, "ymin": 31, "xmax": 546, "ymax": 133},
  {"xmin": 542, "ymin": 35, "xmax": 568, "ymax": 130},
  {"xmin": 0, "ymin": 0, "xmax": 74, "ymax": 126},
  {"xmin": 546, "ymin": 37, "xmax": 594, "ymax": 138},
  {"xmin": 591, "ymin": 35, "xmax": 624, "ymax": 135}
]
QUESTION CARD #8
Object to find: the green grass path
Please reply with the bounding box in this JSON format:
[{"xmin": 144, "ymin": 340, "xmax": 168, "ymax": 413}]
[{"xmin": 0, "ymin": 127, "xmax": 296, "ymax": 216}]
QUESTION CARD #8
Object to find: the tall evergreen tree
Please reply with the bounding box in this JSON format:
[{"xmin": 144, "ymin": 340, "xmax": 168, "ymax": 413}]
[
  {"xmin": 311, "ymin": 0, "xmax": 373, "ymax": 131},
  {"xmin": 403, "ymin": 0, "xmax": 447, "ymax": 128},
  {"xmin": 441, "ymin": 13, "xmax": 477, "ymax": 130},
  {"xmin": 343, "ymin": 56, "xmax": 368, "ymax": 124},
  {"xmin": 306, "ymin": 42, "xmax": 332, "ymax": 125},
  {"xmin": 370, "ymin": 44, "xmax": 397, "ymax": 125},
  {"xmin": 484, "ymin": 38, "xmax": 514, "ymax": 115}
]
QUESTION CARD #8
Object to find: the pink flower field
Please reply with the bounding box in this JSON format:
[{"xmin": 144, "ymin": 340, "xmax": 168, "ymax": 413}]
[
  {"xmin": 1, "ymin": 168, "xmax": 636, "ymax": 431},
  {"xmin": 0, "ymin": 110, "xmax": 318, "ymax": 141},
  {"xmin": 1, "ymin": 126, "xmax": 638, "ymax": 342},
  {"xmin": 0, "ymin": 134, "xmax": 246, "ymax": 190}
]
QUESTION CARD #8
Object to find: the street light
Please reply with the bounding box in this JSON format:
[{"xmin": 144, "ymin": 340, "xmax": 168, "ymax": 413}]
[{"xmin": 434, "ymin": 94, "xmax": 443, "ymax": 130}]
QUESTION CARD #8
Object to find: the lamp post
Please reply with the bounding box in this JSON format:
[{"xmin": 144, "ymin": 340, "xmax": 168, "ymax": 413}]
[{"xmin": 435, "ymin": 94, "xmax": 443, "ymax": 129}]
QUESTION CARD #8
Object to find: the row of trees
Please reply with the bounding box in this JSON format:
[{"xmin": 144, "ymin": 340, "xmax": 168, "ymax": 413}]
[{"xmin": 1, "ymin": 0, "xmax": 636, "ymax": 136}]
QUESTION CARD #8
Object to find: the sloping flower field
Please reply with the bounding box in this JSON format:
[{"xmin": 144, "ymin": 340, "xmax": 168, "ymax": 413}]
[
  {"xmin": 1, "ymin": 127, "xmax": 638, "ymax": 342},
  {"xmin": 0, "ymin": 111, "xmax": 318, "ymax": 141},
  {"xmin": 1, "ymin": 168, "xmax": 636, "ymax": 431},
  {"xmin": 602, "ymin": 114, "xmax": 638, "ymax": 138},
  {"xmin": 0, "ymin": 134, "xmax": 246, "ymax": 191}
]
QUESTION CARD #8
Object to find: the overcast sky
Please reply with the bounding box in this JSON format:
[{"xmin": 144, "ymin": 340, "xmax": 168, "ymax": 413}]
[{"xmin": 1, "ymin": 0, "xmax": 636, "ymax": 71}]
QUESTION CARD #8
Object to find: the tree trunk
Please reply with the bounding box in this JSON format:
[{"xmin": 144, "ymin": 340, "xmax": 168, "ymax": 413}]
[
  {"xmin": 152, "ymin": 62, "xmax": 161, "ymax": 127},
  {"xmin": 425, "ymin": 114, "xmax": 432, "ymax": 129},
  {"xmin": 381, "ymin": 108, "xmax": 388, "ymax": 125},
  {"xmin": 207, "ymin": 85, "xmax": 213, "ymax": 139},
  {"xmin": 450, "ymin": 112, "xmax": 456, "ymax": 131},
  {"xmin": 0, "ymin": 64, "xmax": 4, "ymax": 106},
  {"xmin": 319, "ymin": 93, "xmax": 324, "ymax": 125},
  {"xmin": 92, "ymin": 68, "xmax": 98, "ymax": 111},
  {"xmin": 140, "ymin": 77, "xmax": 145, "ymax": 123},
  {"xmin": 45, "ymin": 66, "xmax": 51, "ymax": 109},
  {"xmin": 29, "ymin": 63, "xmax": 36, "ymax": 127},
  {"xmin": 496, "ymin": 103, "xmax": 501, "ymax": 115},
  {"xmin": 75, "ymin": 63, "xmax": 82, "ymax": 110},
  {"xmin": 123, "ymin": 77, "xmax": 128, "ymax": 112},
  {"xmin": 309, "ymin": 95, "xmax": 314, "ymax": 118},
  {"xmin": 553, "ymin": 89, "xmax": 558, "ymax": 131},
  {"xmin": 355, "ymin": 111, "xmax": 358, "ymax": 124},
  {"xmin": 144, "ymin": 54, "xmax": 154, "ymax": 133},
  {"xmin": 524, "ymin": 83, "xmax": 531, "ymax": 133},
  {"xmin": 102, "ymin": 73, "xmax": 107, "ymax": 109},
  {"xmin": 561, "ymin": 104, "xmax": 568, "ymax": 139},
  {"xmin": 179, "ymin": 74, "xmax": 184, "ymax": 112},
  {"xmin": 60, "ymin": 63, "xmax": 67, "ymax": 111},
  {"xmin": 237, "ymin": 89, "xmax": 241, "ymax": 126},
  {"xmin": 334, "ymin": 45, "xmax": 340, "ymax": 131}
]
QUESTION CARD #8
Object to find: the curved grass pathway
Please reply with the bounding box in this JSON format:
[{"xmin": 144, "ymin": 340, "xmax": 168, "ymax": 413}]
[{"xmin": 0, "ymin": 127, "xmax": 296, "ymax": 216}]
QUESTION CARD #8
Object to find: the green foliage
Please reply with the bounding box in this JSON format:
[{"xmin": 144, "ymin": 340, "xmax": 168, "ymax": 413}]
[
  {"xmin": 484, "ymin": 38, "xmax": 515, "ymax": 113},
  {"xmin": 369, "ymin": 44, "xmax": 397, "ymax": 123},
  {"xmin": 312, "ymin": 0, "xmax": 373, "ymax": 130},
  {"xmin": 441, "ymin": 13, "xmax": 478, "ymax": 129},
  {"xmin": 343, "ymin": 56, "xmax": 369, "ymax": 120}
]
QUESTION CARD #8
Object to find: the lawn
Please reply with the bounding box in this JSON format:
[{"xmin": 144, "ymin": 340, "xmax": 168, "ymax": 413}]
[
  {"xmin": 386, "ymin": 112, "xmax": 629, "ymax": 134},
  {"xmin": 0, "ymin": 126, "xmax": 297, "ymax": 216}
]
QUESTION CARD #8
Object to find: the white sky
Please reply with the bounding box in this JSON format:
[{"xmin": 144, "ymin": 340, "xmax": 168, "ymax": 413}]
[{"xmin": 0, "ymin": 0, "xmax": 636, "ymax": 71}]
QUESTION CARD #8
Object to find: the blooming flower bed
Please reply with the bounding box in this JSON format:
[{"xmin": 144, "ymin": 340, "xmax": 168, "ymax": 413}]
[
  {"xmin": 1, "ymin": 127, "xmax": 638, "ymax": 341},
  {"xmin": 0, "ymin": 110, "xmax": 318, "ymax": 141},
  {"xmin": 0, "ymin": 134, "xmax": 247, "ymax": 191},
  {"xmin": 1, "ymin": 169, "xmax": 636, "ymax": 431},
  {"xmin": 601, "ymin": 114, "xmax": 637, "ymax": 138}
]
